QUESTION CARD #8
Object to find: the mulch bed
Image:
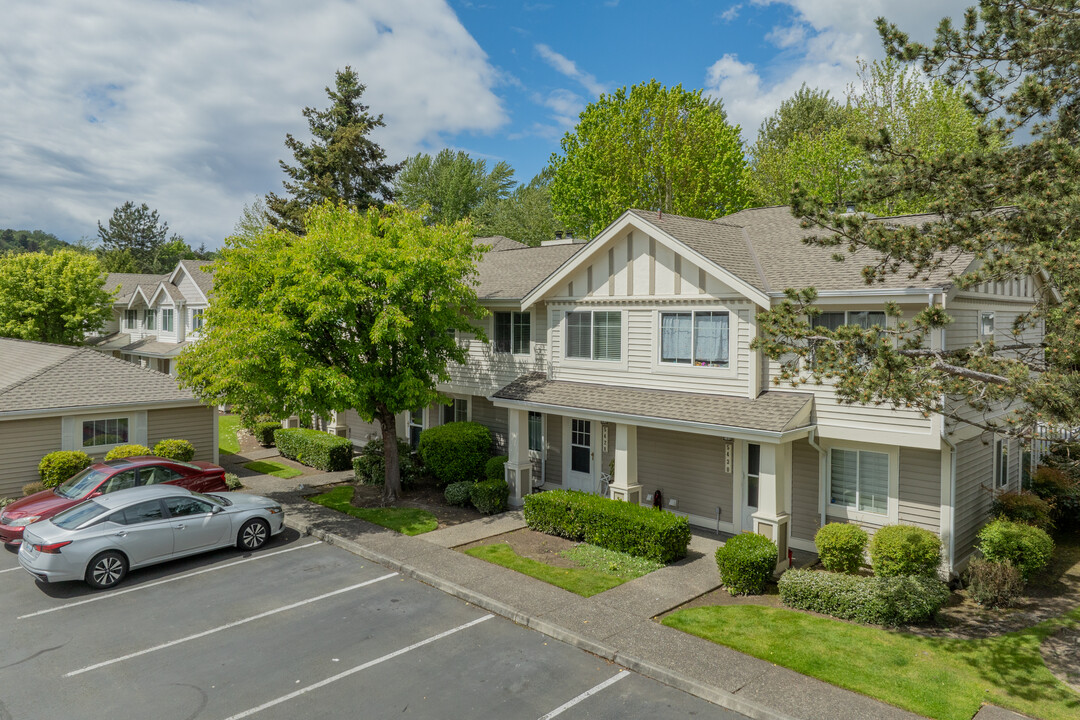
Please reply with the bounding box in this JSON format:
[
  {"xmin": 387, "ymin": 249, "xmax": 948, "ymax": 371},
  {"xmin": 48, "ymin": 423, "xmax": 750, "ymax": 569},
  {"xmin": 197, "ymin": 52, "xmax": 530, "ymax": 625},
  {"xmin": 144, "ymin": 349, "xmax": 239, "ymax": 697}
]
[{"xmin": 328, "ymin": 479, "xmax": 484, "ymax": 530}]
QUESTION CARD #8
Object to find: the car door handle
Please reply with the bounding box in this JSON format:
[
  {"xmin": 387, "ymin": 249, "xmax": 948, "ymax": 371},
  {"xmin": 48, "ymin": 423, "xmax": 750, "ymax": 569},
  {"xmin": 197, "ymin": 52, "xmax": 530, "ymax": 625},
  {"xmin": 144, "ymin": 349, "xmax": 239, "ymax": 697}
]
[
  {"xmin": 114, "ymin": 531, "xmax": 127, "ymax": 537},
  {"xmin": 174, "ymin": 524, "xmax": 186, "ymax": 530}
]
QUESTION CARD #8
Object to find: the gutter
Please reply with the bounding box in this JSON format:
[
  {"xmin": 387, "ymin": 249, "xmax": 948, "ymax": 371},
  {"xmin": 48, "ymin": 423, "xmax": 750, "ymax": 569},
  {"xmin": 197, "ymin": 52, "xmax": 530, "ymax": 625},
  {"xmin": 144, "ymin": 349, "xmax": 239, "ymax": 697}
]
[
  {"xmin": 0, "ymin": 398, "xmax": 206, "ymax": 421},
  {"xmin": 767, "ymin": 287, "xmax": 946, "ymax": 298}
]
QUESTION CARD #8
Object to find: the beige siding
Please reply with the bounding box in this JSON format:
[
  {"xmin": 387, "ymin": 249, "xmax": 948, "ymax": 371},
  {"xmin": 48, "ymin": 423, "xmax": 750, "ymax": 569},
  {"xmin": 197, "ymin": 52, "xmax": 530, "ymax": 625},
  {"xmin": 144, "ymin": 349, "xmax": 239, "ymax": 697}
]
[
  {"xmin": 898, "ymin": 447, "xmax": 941, "ymax": 532},
  {"xmin": 0, "ymin": 417, "xmax": 62, "ymax": 498},
  {"xmin": 790, "ymin": 439, "xmax": 820, "ymax": 541},
  {"xmin": 544, "ymin": 414, "xmax": 563, "ymax": 486},
  {"xmin": 343, "ymin": 409, "xmax": 382, "ymax": 445},
  {"xmin": 146, "ymin": 405, "xmax": 215, "ymax": 461},
  {"xmin": 637, "ymin": 427, "xmax": 732, "ymax": 523},
  {"xmin": 471, "ymin": 395, "xmax": 508, "ymax": 455},
  {"xmin": 953, "ymin": 435, "xmax": 995, "ymax": 563}
]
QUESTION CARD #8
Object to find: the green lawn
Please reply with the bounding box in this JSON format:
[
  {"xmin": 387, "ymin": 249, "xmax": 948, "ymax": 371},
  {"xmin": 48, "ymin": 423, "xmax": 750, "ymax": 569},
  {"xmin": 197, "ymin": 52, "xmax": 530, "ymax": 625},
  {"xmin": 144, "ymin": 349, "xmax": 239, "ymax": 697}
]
[
  {"xmin": 308, "ymin": 486, "xmax": 438, "ymax": 536},
  {"xmin": 559, "ymin": 544, "xmax": 664, "ymax": 580},
  {"xmin": 243, "ymin": 460, "xmax": 302, "ymax": 479},
  {"xmin": 663, "ymin": 604, "xmax": 1080, "ymax": 720},
  {"xmin": 218, "ymin": 414, "xmax": 241, "ymax": 455},
  {"xmin": 466, "ymin": 543, "xmax": 629, "ymax": 597}
]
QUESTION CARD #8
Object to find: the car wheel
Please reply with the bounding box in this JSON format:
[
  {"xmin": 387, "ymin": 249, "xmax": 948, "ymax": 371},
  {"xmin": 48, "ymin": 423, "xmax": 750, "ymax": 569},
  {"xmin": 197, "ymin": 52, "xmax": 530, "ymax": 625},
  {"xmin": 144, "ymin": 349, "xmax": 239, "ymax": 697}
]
[
  {"xmin": 85, "ymin": 551, "xmax": 128, "ymax": 590},
  {"xmin": 237, "ymin": 518, "xmax": 270, "ymax": 551}
]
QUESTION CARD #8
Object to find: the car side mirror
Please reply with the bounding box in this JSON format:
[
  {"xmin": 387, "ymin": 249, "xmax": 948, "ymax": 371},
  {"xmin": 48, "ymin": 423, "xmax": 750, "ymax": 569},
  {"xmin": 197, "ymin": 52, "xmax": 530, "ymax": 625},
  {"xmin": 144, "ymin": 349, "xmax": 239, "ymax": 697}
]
[
  {"xmin": 211, "ymin": 505, "xmax": 223, "ymax": 514},
  {"xmin": 89, "ymin": 491, "xmax": 103, "ymax": 498}
]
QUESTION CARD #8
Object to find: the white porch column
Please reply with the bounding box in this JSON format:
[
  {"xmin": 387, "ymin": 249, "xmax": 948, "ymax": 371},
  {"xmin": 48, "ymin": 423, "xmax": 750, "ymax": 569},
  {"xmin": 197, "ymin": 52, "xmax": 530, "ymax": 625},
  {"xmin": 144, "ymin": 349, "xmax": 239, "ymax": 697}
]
[
  {"xmin": 504, "ymin": 409, "xmax": 532, "ymax": 507},
  {"xmin": 326, "ymin": 410, "xmax": 349, "ymax": 438},
  {"xmin": 751, "ymin": 442, "xmax": 790, "ymax": 563},
  {"xmin": 609, "ymin": 423, "xmax": 642, "ymax": 504}
]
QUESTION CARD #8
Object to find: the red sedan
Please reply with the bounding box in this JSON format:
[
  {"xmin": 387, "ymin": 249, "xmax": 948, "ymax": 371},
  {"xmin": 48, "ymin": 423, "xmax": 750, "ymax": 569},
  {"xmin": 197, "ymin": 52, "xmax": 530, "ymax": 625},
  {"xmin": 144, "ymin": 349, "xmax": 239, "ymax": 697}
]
[{"xmin": 0, "ymin": 456, "xmax": 228, "ymax": 545}]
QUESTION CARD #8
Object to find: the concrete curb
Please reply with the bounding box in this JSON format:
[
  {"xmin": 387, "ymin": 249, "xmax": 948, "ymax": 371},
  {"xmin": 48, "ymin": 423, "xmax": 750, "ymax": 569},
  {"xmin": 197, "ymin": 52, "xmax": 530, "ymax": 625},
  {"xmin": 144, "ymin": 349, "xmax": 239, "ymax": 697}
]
[{"xmin": 286, "ymin": 516, "xmax": 800, "ymax": 720}]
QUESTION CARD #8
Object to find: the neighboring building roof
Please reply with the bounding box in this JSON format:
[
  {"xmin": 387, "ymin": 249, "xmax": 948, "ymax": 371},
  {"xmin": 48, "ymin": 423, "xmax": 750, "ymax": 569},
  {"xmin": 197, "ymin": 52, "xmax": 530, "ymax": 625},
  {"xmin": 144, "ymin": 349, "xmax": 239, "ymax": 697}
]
[
  {"xmin": 492, "ymin": 372, "xmax": 812, "ymax": 434},
  {"xmin": 104, "ymin": 273, "xmax": 167, "ymax": 304},
  {"xmin": 85, "ymin": 332, "xmax": 132, "ymax": 351},
  {"xmin": 0, "ymin": 338, "xmax": 197, "ymax": 415},
  {"xmin": 178, "ymin": 259, "xmax": 214, "ymax": 299},
  {"xmin": 627, "ymin": 207, "xmax": 972, "ymax": 294},
  {"xmin": 474, "ymin": 236, "xmax": 527, "ymax": 253},
  {"xmin": 473, "ymin": 243, "xmax": 586, "ymax": 300},
  {"xmin": 120, "ymin": 338, "xmax": 190, "ymax": 356}
]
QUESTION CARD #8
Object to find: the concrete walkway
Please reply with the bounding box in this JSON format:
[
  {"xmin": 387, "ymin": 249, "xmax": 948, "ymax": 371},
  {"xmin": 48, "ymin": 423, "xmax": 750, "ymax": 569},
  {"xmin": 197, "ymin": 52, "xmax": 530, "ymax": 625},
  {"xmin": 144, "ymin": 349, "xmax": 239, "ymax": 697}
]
[{"xmin": 235, "ymin": 472, "xmax": 1033, "ymax": 720}]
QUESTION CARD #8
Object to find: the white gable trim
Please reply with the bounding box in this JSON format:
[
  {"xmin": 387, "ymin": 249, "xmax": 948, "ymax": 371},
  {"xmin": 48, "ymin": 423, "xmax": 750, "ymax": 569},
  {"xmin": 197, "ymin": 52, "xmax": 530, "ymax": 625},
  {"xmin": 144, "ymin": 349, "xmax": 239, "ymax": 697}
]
[
  {"xmin": 124, "ymin": 285, "xmax": 153, "ymax": 309},
  {"xmin": 168, "ymin": 261, "xmax": 210, "ymax": 305},
  {"xmin": 148, "ymin": 282, "xmax": 179, "ymax": 307},
  {"xmin": 521, "ymin": 212, "xmax": 771, "ymax": 310}
]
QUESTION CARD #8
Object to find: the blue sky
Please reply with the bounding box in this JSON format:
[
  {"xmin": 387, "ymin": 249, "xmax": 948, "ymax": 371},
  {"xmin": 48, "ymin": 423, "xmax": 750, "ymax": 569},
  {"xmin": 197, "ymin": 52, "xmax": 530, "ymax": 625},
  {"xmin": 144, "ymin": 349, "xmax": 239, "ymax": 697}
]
[{"xmin": 0, "ymin": 0, "xmax": 968, "ymax": 248}]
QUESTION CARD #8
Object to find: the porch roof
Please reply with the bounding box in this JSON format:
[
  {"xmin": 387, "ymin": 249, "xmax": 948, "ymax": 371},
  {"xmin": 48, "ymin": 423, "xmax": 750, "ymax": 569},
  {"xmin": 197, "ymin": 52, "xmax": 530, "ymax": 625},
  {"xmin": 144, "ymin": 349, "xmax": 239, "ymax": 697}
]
[
  {"xmin": 491, "ymin": 372, "xmax": 813, "ymax": 437},
  {"xmin": 120, "ymin": 337, "xmax": 190, "ymax": 356}
]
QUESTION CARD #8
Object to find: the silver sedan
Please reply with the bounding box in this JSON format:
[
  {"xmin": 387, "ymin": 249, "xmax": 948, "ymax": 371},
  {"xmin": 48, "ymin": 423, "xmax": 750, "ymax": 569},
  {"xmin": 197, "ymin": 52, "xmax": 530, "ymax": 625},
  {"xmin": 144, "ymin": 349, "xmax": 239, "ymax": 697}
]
[{"xmin": 18, "ymin": 485, "xmax": 285, "ymax": 589}]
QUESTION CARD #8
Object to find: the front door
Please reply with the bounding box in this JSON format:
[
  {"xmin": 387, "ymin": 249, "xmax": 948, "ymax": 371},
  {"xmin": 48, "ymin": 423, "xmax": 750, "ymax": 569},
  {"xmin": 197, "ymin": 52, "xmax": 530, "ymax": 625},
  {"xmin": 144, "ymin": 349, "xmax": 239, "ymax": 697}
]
[
  {"xmin": 566, "ymin": 418, "xmax": 594, "ymax": 493},
  {"xmin": 742, "ymin": 443, "xmax": 760, "ymax": 532}
]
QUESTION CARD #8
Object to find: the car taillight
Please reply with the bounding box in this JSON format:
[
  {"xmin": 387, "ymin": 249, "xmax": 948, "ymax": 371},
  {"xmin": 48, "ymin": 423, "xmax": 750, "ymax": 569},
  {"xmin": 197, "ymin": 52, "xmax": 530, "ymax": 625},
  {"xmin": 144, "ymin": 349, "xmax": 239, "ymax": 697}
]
[{"xmin": 35, "ymin": 541, "xmax": 72, "ymax": 554}]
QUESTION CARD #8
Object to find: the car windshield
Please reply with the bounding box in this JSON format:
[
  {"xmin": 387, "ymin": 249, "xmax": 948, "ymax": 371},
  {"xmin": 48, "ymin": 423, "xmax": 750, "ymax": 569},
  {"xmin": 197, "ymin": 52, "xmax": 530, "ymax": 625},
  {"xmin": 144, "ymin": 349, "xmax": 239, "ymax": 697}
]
[
  {"xmin": 204, "ymin": 493, "xmax": 232, "ymax": 507},
  {"xmin": 56, "ymin": 468, "xmax": 111, "ymax": 499},
  {"xmin": 52, "ymin": 501, "xmax": 109, "ymax": 529}
]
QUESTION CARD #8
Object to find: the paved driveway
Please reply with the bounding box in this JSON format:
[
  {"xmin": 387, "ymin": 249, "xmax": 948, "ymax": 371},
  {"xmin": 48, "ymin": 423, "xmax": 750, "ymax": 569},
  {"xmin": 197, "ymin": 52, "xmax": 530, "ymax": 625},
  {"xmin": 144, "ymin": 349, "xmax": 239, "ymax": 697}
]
[{"xmin": 0, "ymin": 530, "xmax": 745, "ymax": 720}]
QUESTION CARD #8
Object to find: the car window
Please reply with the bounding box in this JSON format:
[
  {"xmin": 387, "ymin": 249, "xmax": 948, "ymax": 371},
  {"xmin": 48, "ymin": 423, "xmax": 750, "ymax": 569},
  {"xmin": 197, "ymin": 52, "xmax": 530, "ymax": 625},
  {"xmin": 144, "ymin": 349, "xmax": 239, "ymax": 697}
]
[
  {"xmin": 52, "ymin": 501, "xmax": 109, "ymax": 529},
  {"xmin": 56, "ymin": 468, "xmax": 111, "ymax": 499},
  {"xmin": 101, "ymin": 470, "xmax": 138, "ymax": 494},
  {"xmin": 164, "ymin": 497, "xmax": 213, "ymax": 517},
  {"xmin": 121, "ymin": 500, "xmax": 166, "ymax": 525},
  {"xmin": 139, "ymin": 466, "xmax": 184, "ymax": 486}
]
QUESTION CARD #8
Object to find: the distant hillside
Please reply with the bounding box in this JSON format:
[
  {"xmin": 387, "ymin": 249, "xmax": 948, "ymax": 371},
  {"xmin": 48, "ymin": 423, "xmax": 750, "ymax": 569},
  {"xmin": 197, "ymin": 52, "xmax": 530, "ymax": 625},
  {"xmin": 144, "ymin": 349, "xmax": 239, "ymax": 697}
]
[{"xmin": 0, "ymin": 229, "xmax": 73, "ymax": 254}]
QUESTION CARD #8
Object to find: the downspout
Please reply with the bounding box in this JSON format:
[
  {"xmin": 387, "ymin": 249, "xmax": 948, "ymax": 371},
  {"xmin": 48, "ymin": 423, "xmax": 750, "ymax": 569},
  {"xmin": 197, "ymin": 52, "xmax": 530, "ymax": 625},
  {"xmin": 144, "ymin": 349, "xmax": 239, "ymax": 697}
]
[
  {"xmin": 936, "ymin": 290, "xmax": 958, "ymax": 573},
  {"xmin": 807, "ymin": 427, "xmax": 826, "ymax": 531}
]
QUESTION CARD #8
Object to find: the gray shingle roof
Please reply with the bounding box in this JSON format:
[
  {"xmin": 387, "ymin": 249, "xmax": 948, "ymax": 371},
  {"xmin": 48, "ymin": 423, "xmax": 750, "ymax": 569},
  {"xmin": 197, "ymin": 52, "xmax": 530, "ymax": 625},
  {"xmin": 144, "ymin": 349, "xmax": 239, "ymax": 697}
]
[
  {"xmin": 120, "ymin": 338, "xmax": 190, "ymax": 356},
  {"xmin": 474, "ymin": 236, "xmax": 527, "ymax": 252},
  {"xmin": 0, "ymin": 338, "xmax": 197, "ymax": 414},
  {"xmin": 493, "ymin": 372, "xmax": 812, "ymax": 433},
  {"xmin": 474, "ymin": 243, "xmax": 585, "ymax": 300},
  {"xmin": 179, "ymin": 260, "xmax": 214, "ymax": 299},
  {"xmin": 85, "ymin": 332, "xmax": 131, "ymax": 350},
  {"xmin": 628, "ymin": 206, "xmax": 971, "ymax": 294},
  {"xmin": 104, "ymin": 272, "xmax": 167, "ymax": 303}
]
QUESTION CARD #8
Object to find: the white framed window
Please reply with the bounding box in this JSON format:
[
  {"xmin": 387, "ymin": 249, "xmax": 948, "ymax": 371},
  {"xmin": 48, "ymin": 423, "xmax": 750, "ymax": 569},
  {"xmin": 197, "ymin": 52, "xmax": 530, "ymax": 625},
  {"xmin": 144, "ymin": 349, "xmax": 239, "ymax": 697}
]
[
  {"xmin": 816, "ymin": 311, "xmax": 887, "ymax": 331},
  {"xmin": 442, "ymin": 398, "xmax": 468, "ymax": 424},
  {"xmin": 829, "ymin": 448, "xmax": 890, "ymax": 516},
  {"xmin": 494, "ymin": 311, "xmax": 530, "ymax": 355},
  {"xmin": 124, "ymin": 309, "xmax": 138, "ymax": 330},
  {"xmin": 191, "ymin": 308, "xmax": 205, "ymax": 331},
  {"xmin": 566, "ymin": 311, "xmax": 621, "ymax": 361},
  {"xmin": 161, "ymin": 308, "xmax": 174, "ymax": 333},
  {"xmin": 144, "ymin": 309, "xmax": 156, "ymax": 331},
  {"xmin": 995, "ymin": 438, "xmax": 1010, "ymax": 488},
  {"xmin": 981, "ymin": 311, "xmax": 995, "ymax": 338},
  {"xmin": 82, "ymin": 417, "xmax": 130, "ymax": 448},
  {"xmin": 528, "ymin": 411, "xmax": 543, "ymax": 452},
  {"xmin": 408, "ymin": 409, "xmax": 424, "ymax": 450},
  {"xmin": 746, "ymin": 443, "xmax": 760, "ymax": 509},
  {"xmin": 660, "ymin": 311, "xmax": 729, "ymax": 367}
]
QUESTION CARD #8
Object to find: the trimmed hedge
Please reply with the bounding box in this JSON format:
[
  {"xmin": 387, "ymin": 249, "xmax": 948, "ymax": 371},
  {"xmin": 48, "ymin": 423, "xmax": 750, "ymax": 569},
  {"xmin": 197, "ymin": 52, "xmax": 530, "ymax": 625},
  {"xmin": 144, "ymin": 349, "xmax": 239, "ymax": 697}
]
[
  {"xmin": 105, "ymin": 444, "xmax": 152, "ymax": 461},
  {"xmin": 869, "ymin": 524, "xmax": 942, "ymax": 578},
  {"xmin": 965, "ymin": 558, "xmax": 1024, "ymax": 608},
  {"xmin": 814, "ymin": 522, "xmax": 867, "ymax": 574},
  {"xmin": 523, "ymin": 489, "xmax": 691, "ymax": 563},
  {"xmin": 417, "ymin": 422, "xmax": 491, "ymax": 486},
  {"xmin": 38, "ymin": 450, "xmax": 92, "ymax": 488},
  {"xmin": 444, "ymin": 481, "xmax": 474, "ymax": 507},
  {"xmin": 352, "ymin": 438, "xmax": 420, "ymax": 488},
  {"xmin": 991, "ymin": 490, "xmax": 1054, "ymax": 531},
  {"xmin": 778, "ymin": 569, "xmax": 950, "ymax": 626},
  {"xmin": 715, "ymin": 533, "xmax": 778, "ymax": 595},
  {"xmin": 253, "ymin": 422, "xmax": 282, "ymax": 447},
  {"xmin": 153, "ymin": 438, "xmax": 195, "ymax": 462},
  {"xmin": 486, "ymin": 455, "xmax": 508, "ymax": 482},
  {"xmin": 977, "ymin": 518, "xmax": 1054, "ymax": 581},
  {"xmin": 274, "ymin": 428, "xmax": 352, "ymax": 471},
  {"xmin": 470, "ymin": 479, "xmax": 509, "ymax": 514}
]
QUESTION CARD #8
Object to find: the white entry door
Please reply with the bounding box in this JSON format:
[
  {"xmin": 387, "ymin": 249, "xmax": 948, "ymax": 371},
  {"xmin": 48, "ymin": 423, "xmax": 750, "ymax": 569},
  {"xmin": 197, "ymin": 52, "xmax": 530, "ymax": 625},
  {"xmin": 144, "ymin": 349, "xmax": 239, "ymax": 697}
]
[
  {"xmin": 742, "ymin": 443, "xmax": 760, "ymax": 532},
  {"xmin": 566, "ymin": 418, "xmax": 594, "ymax": 493}
]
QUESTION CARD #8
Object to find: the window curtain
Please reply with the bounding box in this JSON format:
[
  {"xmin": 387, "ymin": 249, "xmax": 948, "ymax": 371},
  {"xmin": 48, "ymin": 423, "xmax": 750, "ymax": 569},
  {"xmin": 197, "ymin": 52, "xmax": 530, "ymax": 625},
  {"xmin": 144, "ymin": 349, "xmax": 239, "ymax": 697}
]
[
  {"xmin": 661, "ymin": 313, "xmax": 691, "ymax": 363},
  {"xmin": 694, "ymin": 312, "xmax": 728, "ymax": 366}
]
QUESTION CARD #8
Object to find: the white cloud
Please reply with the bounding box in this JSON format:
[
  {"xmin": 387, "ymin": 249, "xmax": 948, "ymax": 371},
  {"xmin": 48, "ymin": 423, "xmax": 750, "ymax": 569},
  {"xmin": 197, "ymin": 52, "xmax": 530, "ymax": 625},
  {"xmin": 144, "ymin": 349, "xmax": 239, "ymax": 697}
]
[
  {"xmin": 0, "ymin": 0, "xmax": 507, "ymax": 247},
  {"xmin": 534, "ymin": 44, "xmax": 607, "ymax": 98},
  {"xmin": 720, "ymin": 4, "xmax": 742, "ymax": 22},
  {"xmin": 706, "ymin": 0, "xmax": 972, "ymax": 144}
]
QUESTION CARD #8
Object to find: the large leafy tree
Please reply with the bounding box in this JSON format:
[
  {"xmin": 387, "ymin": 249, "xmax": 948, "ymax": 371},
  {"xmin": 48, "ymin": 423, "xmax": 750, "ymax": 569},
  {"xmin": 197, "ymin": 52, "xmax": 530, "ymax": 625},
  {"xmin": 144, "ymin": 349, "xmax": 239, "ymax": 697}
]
[
  {"xmin": 0, "ymin": 250, "xmax": 114, "ymax": 345},
  {"xmin": 0, "ymin": 229, "xmax": 71, "ymax": 254},
  {"xmin": 550, "ymin": 80, "xmax": 751, "ymax": 237},
  {"xmin": 754, "ymin": 1, "xmax": 1080, "ymax": 437},
  {"xmin": 176, "ymin": 203, "xmax": 487, "ymax": 500},
  {"xmin": 96, "ymin": 201, "xmax": 175, "ymax": 273},
  {"xmin": 266, "ymin": 68, "xmax": 401, "ymax": 234},
  {"xmin": 395, "ymin": 149, "xmax": 515, "ymax": 226},
  {"xmin": 472, "ymin": 167, "xmax": 565, "ymax": 245}
]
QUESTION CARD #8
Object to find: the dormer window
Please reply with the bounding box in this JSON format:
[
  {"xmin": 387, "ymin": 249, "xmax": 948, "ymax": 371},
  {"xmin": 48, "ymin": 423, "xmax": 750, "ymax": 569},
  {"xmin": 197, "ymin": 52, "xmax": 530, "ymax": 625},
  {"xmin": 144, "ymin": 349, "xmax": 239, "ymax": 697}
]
[
  {"xmin": 144, "ymin": 309, "xmax": 156, "ymax": 331},
  {"xmin": 161, "ymin": 308, "xmax": 174, "ymax": 333},
  {"xmin": 124, "ymin": 309, "xmax": 137, "ymax": 330}
]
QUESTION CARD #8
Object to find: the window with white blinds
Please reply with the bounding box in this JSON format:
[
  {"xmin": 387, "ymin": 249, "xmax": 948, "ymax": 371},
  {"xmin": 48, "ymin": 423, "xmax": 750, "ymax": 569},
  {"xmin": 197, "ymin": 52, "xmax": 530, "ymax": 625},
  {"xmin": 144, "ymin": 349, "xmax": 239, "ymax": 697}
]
[
  {"xmin": 566, "ymin": 311, "xmax": 620, "ymax": 361},
  {"xmin": 830, "ymin": 448, "xmax": 889, "ymax": 515}
]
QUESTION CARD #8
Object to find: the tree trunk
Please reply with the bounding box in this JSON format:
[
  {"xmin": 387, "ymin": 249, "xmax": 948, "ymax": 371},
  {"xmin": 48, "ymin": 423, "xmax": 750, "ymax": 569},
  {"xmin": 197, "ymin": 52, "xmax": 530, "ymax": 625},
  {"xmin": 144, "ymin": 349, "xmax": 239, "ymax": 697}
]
[{"xmin": 377, "ymin": 406, "xmax": 402, "ymax": 503}]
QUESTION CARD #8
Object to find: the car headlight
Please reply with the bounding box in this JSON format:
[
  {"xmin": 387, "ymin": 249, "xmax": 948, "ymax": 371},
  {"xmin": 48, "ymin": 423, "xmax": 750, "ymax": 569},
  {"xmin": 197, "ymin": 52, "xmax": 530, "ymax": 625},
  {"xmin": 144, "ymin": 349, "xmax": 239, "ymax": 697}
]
[
  {"xmin": 267, "ymin": 506, "xmax": 283, "ymax": 515},
  {"xmin": 7, "ymin": 515, "xmax": 42, "ymax": 527}
]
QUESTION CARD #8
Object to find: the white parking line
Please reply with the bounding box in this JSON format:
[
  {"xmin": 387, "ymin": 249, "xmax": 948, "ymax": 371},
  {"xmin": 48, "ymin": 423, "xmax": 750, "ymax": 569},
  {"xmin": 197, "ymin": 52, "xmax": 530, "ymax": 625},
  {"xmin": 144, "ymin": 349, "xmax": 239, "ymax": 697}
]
[
  {"xmin": 0, "ymin": 567, "xmax": 22, "ymax": 574},
  {"xmin": 222, "ymin": 614, "xmax": 494, "ymax": 720},
  {"xmin": 19, "ymin": 541, "xmax": 322, "ymax": 619},
  {"xmin": 537, "ymin": 671, "xmax": 629, "ymax": 720},
  {"xmin": 64, "ymin": 572, "xmax": 396, "ymax": 677}
]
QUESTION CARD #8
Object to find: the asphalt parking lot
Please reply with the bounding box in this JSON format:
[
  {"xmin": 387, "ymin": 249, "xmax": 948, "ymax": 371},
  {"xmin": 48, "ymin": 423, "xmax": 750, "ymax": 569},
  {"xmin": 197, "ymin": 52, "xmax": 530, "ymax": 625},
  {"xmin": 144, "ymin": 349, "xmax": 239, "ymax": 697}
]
[{"xmin": 0, "ymin": 529, "xmax": 744, "ymax": 720}]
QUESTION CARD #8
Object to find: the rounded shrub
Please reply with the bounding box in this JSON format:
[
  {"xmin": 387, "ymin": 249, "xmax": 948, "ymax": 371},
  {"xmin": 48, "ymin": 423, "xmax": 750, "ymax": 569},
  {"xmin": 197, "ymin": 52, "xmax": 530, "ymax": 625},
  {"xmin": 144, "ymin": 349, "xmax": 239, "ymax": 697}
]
[
  {"xmin": 486, "ymin": 455, "xmax": 508, "ymax": 482},
  {"xmin": 224, "ymin": 473, "xmax": 243, "ymax": 490},
  {"xmin": 445, "ymin": 481, "xmax": 475, "ymax": 508},
  {"xmin": 814, "ymin": 522, "xmax": 868, "ymax": 574},
  {"xmin": 470, "ymin": 478, "xmax": 509, "ymax": 515},
  {"xmin": 715, "ymin": 533, "xmax": 778, "ymax": 595},
  {"xmin": 252, "ymin": 422, "xmax": 282, "ymax": 447},
  {"xmin": 964, "ymin": 558, "xmax": 1024, "ymax": 608},
  {"xmin": 153, "ymin": 438, "xmax": 195, "ymax": 462},
  {"xmin": 991, "ymin": 490, "xmax": 1054, "ymax": 531},
  {"xmin": 977, "ymin": 518, "xmax": 1054, "ymax": 581},
  {"xmin": 417, "ymin": 422, "xmax": 491, "ymax": 486},
  {"xmin": 22, "ymin": 481, "xmax": 47, "ymax": 497},
  {"xmin": 352, "ymin": 438, "xmax": 420, "ymax": 488},
  {"xmin": 104, "ymin": 444, "xmax": 153, "ymax": 461},
  {"xmin": 869, "ymin": 524, "xmax": 942, "ymax": 578},
  {"xmin": 38, "ymin": 450, "xmax": 92, "ymax": 488}
]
